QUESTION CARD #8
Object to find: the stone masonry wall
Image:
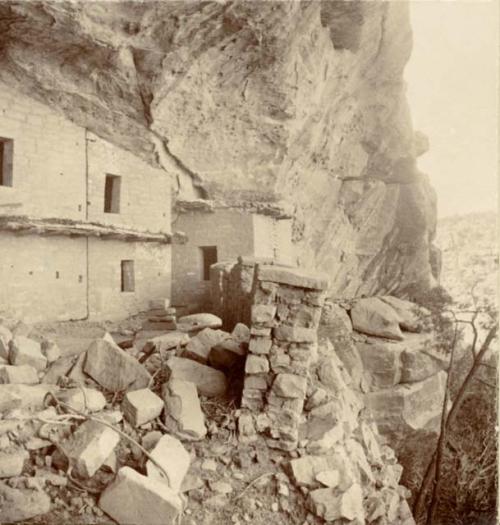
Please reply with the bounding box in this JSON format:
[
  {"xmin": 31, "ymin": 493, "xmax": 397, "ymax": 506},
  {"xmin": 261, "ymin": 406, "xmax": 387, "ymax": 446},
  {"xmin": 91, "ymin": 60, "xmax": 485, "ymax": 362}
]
[{"xmin": 240, "ymin": 264, "xmax": 329, "ymax": 451}]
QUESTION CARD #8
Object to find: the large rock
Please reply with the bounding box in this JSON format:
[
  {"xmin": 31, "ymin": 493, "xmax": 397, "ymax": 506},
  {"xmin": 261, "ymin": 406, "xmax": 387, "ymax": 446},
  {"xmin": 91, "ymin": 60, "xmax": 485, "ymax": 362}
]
[
  {"xmin": 308, "ymin": 484, "xmax": 364, "ymax": 522},
  {"xmin": 356, "ymin": 339, "xmax": 403, "ymax": 391},
  {"xmin": 99, "ymin": 466, "xmax": 183, "ymax": 525},
  {"xmin": 162, "ymin": 379, "xmax": 206, "ymax": 440},
  {"xmin": 0, "ymin": 483, "xmax": 51, "ymax": 522},
  {"xmin": 146, "ymin": 435, "xmax": 191, "ymax": 492},
  {"xmin": 56, "ymin": 387, "xmax": 107, "ymax": 413},
  {"xmin": 182, "ymin": 328, "xmax": 231, "ymax": 364},
  {"xmin": 122, "ymin": 388, "xmax": 164, "ymax": 427},
  {"xmin": 166, "ymin": 357, "xmax": 227, "ymax": 397},
  {"xmin": 59, "ymin": 420, "xmax": 120, "ymax": 478},
  {"xmin": 84, "ymin": 339, "xmax": 151, "ymax": 392},
  {"xmin": 380, "ymin": 296, "xmax": 427, "ymax": 332},
  {"xmin": 9, "ymin": 336, "xmax": 47, "ymax": 371},
  {"xmin": 350, "ymin": 298, "xmax": 404, "ymax": 340}
]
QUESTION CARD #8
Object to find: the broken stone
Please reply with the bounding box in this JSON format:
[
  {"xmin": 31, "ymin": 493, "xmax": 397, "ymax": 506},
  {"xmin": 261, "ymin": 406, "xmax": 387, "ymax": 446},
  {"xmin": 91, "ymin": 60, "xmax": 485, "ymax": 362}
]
[
  {"xmin": 84, "ymin": 339, "xmax": 151, "ymax": 392},
  {"xmin": 67, "ymin": 352, "xmax": 88, "ymax": 385},
  {"xmin": 142, "ymin": 430, "xmax": 163, "ymax": 451},
  {"xmin": 142, "ymin": 332, "xmax": 190, "ymax": 354},
  {"xmin": 162, "ymin": 379, "xmax": 206, "ymax": 440},
  {"xmin": 42, "ymin": 355, "xmax": 77, "ymax": 384},
  {"xmin": 9, "ymin": 336, "xmax": 47, "ymax": 371},
  {"xmin": 0, "ymin": 364, "xmax": 39, "ymax": 384},
  {"xmin": 146, "ymin": 435, "xmax": 191, "ymax": 492},
  {"xmin": 0, "ymin": 384, "xmax": 56, "ymax": 412},
  {"xmin": 315, "ymin": 470, "xmax": 340, "ymax": 488},
  {"xmin": 0, "ymin": 483, "xmax": 51, "ymax": 522},
  {"xmin": 305, "ymin": 387, "xmax": 328, "ymax": 411},
  {"xmin": 177, "ymin": 313, "xmax": 222, "ymax": 331},
  {"xmin": 272, "ymin": 374, "xmax": 307, "ymax": 399},
  {"xmin": 99, "ymin": 466, "xmax": 183, "ymax": 525},
  {"xmin": 238, "ymin": 413, "xmax": 256, "ymax": 438},
  {"xmin": 350, "ymin": 297, "xmax": 404, "ymax": 340},
  {"xmin": 59, "ymin": 420, "xmax": 120, "ymax": 478},
  {"xmin": 245, "ymin": 355, "xmax": 269, "ymax": 374},
  {"xmin": 356, "ymin": 339, "xmax": 403, "ymax": 390},
  {"xmin": 0, "ymin": 325, "xmax": 12, "ymax": 360},
  {"xmin": 209, "ymin": 480, "xmax": 233, "ymax": 494},
  {"xmin": 0, "ymin": 449, "xmax": 29, "ymax": 477},
  {"xmin": 143, "ymin": 320, "xmax": 177, "ymax": 331},
  {"xmin": 308, "ymin": 483, "xmax": 364, "ymax": 522},
  {"xmin": 122, "ymin": 388, "xmax": 163, "ymax": 427},
  {"xmin": 56, "ymin": 387, "xmax": 106, "ymax": 413},
  {"xmin": 201, "ymin": 458, "xmax": 218, "ymax": 471},
  {"xmin": 232, "ymin": 323, "xmax": 250, "ymax": 344},
  {"xmin": 166, "ymin": 357, "xmax": 227, "ymax": 397},
  {"xmin": 41, "ymin": 340, "xmax": 62, "ymax": 364},
  {"xmin": 208, "ymin": 339, "xmax": 246, "ymax": 369}
]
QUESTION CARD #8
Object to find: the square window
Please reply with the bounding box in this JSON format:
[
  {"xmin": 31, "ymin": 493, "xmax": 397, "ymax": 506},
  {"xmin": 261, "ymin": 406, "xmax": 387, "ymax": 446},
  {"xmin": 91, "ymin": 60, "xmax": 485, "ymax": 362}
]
[
  {"xmin": 199, "ymin": 246, "xmax": 217, "ymax": 281},
  {"xmin": 104, "ymin": 174, "xmax": 121, "ymax": 213},
  {"xmin": 121, "ymin": 260, "xmax": 135, "ymax": 292},
  {"xmin": 0, "ymin": 138, "xmax": 14, "ymax": 187}
]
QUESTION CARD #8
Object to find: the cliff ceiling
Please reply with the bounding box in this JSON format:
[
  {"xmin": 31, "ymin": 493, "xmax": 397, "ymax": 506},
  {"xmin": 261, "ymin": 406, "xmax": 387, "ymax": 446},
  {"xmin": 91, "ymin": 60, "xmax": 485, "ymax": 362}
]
[{"xmin": 0, "ymin": 0, "xmax": 438, "ymax": 298}]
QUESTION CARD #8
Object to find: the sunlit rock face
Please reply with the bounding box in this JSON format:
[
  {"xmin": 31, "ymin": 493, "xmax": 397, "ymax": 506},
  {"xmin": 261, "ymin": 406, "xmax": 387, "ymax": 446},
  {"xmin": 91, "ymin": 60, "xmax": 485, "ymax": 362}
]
[{"xmin": 0, "ymin": 0, "xmax": 438, "ymax": 298}]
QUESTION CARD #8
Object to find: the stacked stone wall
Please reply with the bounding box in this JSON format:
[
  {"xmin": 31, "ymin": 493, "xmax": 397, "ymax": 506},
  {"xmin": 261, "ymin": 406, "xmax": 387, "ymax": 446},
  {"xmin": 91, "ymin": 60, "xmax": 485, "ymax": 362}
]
[{"xmin": 240, "ymin": 264, "xmax": 328, "ymax": 451}]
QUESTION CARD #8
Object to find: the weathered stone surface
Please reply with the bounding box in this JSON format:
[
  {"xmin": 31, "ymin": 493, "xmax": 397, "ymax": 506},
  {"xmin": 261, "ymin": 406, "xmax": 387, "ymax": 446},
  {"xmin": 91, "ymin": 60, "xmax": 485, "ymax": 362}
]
[
  {"xmin": 56, "ymin": 387, "xmax": 106, "ymax": 413},
  {"xmin": 0, "ymin": 449, "xmax": 29, "ymax": 477},
  {"xmin": 99, "ymin": 466, "xmax": 183, "ymax": 525},
  {"xmin": 146, "ymin": 435, "xmax": 190, "ymax": 492},
  {"xmin": 177, "ymin": 313, "xmax": 222, "ymax": 331},
  {"xmin": 0, "ymin": 364, "xmax": 39, "ymax": 384},
  {"xmin": 0, "ymin": 483, "xmax": 51, "ymax": 522},
  {"xmin": 59, "ymin": 420, "xmax": 120, "ymax": 478},
  {"xmin": 350, "ymin": 298, "xmax": 404, "ymax": 340},
  {"xmin": 400, "ymin": 348, "xmax": 445, "ymax": 383},
  {"xmin": 84, "ymin": 339, "xmax": 151, "ymax": 392},
  {"xmin": 258, "ymin": 266, "xmax": 329, "ymax": 291},
  {"xmin": 315, "ymin": 469, "xmax": 340, "ymax": 488},
  {"xmin": 0, "ymin": 325, "xmax": 12, "ymax": 361},
  {"xmin": 166, "ymin": 357, "xmax": 227, "ymax": 397},
  {"xmin": 356, "ymin": 340, "xmax": 403, "ymax": 391},
  {"xmin": 162, "ymin": 379, "xmax": 206, "ymax": 440},
  {"xmin": 122, "ymin": 388, "xmax": 164, "ymax": 427},
  {"xmin": 251, "ymin": 304, "xmax": 277, "ymax": 326},
  {"xmin": 249, "ymin": 337, "xmax": 272, "ymax": 355},
  {"xmin": 272, "ymin": 374, "xmax": 307, "ymax": 399},
  {"xmin": 9, "ymin": 336, "xmax": 47, "ymax": 371},
  {"xmin": 232, "ymin": 323, "xmax": 250, "ymax": 344}
]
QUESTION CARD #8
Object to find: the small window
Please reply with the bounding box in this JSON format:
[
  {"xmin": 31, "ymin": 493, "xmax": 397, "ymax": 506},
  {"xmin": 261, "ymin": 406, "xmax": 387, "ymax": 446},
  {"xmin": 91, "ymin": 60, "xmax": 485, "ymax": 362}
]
[
  {"xmin": 121, "ymin": 260, "xmax": 135, "ymax": 292},
  {"xmin": 0, "ymin": 138, "xmax": 13, "ymax": 187},
  {"xmin": 104, "ymin": 174, "xmax": 121, "ymax": 213},
  {"xmin": 200, "ymin": 246, "xmax": 217, "ymax": 281}
]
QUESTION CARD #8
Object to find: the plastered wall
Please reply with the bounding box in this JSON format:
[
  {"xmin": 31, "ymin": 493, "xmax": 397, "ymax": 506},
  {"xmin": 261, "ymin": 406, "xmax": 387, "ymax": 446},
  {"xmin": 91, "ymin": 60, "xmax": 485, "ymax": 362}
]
[
  {"xmin": 0, "ymin": 83, "xmax": 172, "ymax": 322},
  {"xmin": 0, "ymin": 233, "xmax": 87, "ymax": 322},
  {"xmin": 252, "ymin": 215, "xmax": 293, "ymax": 265},
  {"xmin": 0, "ymin": 83, "xmax": 86, "ymax": 220},
  {"xmin": 172, "ymin": 209, "xmax": 255, "ymax": 310}
]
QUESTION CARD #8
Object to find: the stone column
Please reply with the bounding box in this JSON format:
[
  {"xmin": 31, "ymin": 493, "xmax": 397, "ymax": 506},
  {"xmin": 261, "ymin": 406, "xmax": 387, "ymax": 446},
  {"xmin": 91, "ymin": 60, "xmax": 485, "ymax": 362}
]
[{"xmin": 239, "ymin": 264, "xmax": 329, "ymax": 451}]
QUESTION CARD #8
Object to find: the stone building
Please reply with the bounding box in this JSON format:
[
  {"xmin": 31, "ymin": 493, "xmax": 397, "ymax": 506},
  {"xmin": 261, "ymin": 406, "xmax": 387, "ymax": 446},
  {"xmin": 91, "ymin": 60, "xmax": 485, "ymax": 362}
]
[
  {"xmin": 171, "ymin": 199, "xmax": 294, "ymax": 312},
  {"xmin": 0, "ymin": 83, "xmax": 172, "ymax": 322}
]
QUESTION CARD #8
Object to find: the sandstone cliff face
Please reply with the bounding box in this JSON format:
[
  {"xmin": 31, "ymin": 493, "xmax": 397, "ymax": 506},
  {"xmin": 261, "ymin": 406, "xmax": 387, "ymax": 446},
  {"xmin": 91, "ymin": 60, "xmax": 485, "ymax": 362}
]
[{"xmin": 0, "ymin": 0, "xmax": 437, "ymax": 298}]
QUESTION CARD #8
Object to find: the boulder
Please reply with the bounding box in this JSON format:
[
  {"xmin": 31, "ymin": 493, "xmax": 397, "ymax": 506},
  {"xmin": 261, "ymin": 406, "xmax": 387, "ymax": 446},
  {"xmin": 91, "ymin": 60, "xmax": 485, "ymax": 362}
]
[
  {"xmin": 0, "ymin": 325, "xmax": 12, "ymax": 360},
  {"xmin": 56, "ymin": 387, "xmax": 106, "ymax": 413},
  {"xmin": 0, "ymin": 364, "xmax": 39, "ymax": 384},
  {"xmin": 166, "ymin": 357, "xmax": 227, "ymax": 397},
  {"xmin": 59, "ymin": 420, "xmax": 120, "ymax": 478},
  {"xmin": 9, "ymin": 336, "xmax": 47, "ymax": 371},
  {"xmin": 0, "ymin": 483, "xmax": 51, "ymax": 522},
  {"xmin": 122, "ymin": 389, "xmax": 164, "ymax": 427},
  {"xmin": 356, "ymin": 339, "xmax": 403, "ymax": 391},
  {"xmin": 146, "ymin": 435, "xmax": 191, "ymax": 492},
  {"xmin": 162, "ymin": 379, "xmax": 206, "ymax": 440},
  {"xmin": 177, "ymin": 313, "xmax": 222, "ymax": 332},
  {"xmin": 84, "ymin": 339, "xmax": 151, "ymax": 392},
  {"xmin": 350, "ymin": 298, "xmax": 404, "ymax": 340},
  {"xmin": 99, "ymin": 466, "xmax": 183, "ymax": 525},
  {"xmin": 380, "ymin": 296, "xmax": 428, "ymax": 332}
]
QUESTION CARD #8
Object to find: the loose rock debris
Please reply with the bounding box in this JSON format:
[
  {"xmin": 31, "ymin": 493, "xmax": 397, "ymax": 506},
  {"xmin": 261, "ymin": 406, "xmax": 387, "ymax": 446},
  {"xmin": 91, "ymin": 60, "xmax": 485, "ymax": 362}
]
[{"xmin": 0, "ymin": 295, "xmax": 416, "ymax": 525}]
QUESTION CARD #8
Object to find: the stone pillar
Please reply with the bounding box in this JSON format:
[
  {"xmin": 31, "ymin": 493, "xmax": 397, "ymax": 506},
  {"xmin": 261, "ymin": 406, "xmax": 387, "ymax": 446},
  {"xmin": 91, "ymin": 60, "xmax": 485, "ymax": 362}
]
[{"xmin": 239, "ymin": 264, "xmax": 329, "ymax": 451}]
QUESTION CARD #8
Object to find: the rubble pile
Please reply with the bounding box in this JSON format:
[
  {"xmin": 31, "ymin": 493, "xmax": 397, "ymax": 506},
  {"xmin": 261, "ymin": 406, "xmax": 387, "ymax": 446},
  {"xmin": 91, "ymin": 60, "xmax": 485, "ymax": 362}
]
[{"xmin": 0, "ymin": 282, "xmax": 424, "ymax": 525}]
